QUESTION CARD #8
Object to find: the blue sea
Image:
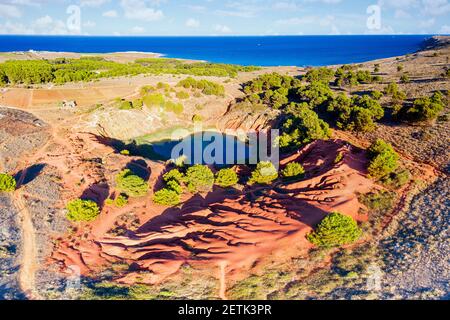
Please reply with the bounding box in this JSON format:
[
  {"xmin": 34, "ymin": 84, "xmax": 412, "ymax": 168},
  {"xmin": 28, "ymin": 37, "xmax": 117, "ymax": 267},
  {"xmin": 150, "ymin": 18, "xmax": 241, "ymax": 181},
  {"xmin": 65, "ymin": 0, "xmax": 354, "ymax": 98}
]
[{"xmin": 0, "ymin": 35, "xmax": 432, "ymax": 67}]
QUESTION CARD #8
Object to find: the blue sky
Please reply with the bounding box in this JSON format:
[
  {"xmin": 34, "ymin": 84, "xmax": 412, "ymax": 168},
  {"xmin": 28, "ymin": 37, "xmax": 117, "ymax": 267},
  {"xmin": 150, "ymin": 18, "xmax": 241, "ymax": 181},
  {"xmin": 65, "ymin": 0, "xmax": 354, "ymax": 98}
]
[{"xmin": 0, "ymin": 0, "xmax": 449, "ymax": 35}]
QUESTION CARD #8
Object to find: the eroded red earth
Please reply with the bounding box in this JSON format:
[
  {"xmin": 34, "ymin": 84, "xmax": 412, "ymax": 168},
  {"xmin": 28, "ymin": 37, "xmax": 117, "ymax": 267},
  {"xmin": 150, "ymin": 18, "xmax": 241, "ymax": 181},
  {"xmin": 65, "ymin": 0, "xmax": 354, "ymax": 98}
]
[{"xmin": 51, "ymin": 139, "xmax": 378, "ymax": 285}]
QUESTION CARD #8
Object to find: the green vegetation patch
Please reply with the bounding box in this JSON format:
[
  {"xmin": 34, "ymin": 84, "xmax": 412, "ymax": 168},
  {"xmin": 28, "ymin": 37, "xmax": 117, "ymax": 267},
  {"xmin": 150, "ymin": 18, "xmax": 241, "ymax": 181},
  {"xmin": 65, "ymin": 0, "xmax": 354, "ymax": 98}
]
[
  {"xmin": 0, "ymin": 57, "xmax": 259, "ymax": 85},
  {"xmin": 215, "ymin": 168, "xmax": 239, "ymax": 188},
  {"xmin": 185, "ymin": 165, "xmax": 215, "ymax": 193},
  {"xmin": 367, "ymin": 139, "xmax": 399, "ymax": 179},
  {"xmin": 307, "ymin": 212, "xmax": 362, "ymax": 248},
  {"xmin": 279, "ymin": 103, "xmax": 331, "ymax": 151},
  {"xmin": 177, "ymin": 77, "xmax": 225, "ymax": 97},
  {"xmin": 281, "ymin": 162, "xmax": 305, "ymax": 181},
  {"xmin": 0, "ymin": 173, "xmax": 16, "ymax": 192},
  {"xmin": 115, "ymin": 169, "xmax": 149, "ymax": 197},
  {"xmin": 66, "ymin": 199, "xmax": 100, "ymax": 222},
  {"xmin": 248, "ymin": 161, "xmax": 279, "ymax": 185}
]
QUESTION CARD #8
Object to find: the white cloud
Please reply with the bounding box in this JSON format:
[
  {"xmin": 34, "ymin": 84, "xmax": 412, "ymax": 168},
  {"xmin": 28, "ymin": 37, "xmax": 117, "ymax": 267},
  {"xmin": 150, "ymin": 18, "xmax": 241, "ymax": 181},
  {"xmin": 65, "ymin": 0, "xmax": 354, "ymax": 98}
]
[
  {"xmin": 422, "ymin": 0, "xmax": 450, "ymax": 16},
  {"xmin": 0, "ymin": 4, "xmax": 21, "ymax": 18},
  {"xmin": 102, "ymin": 10, "xmax": 118, "ymax": 18},
  {"xmin": 120, "ymin": 0, "xmax": 164, "ymax": 21},
  {"xmin": 439, "ymin": 24, "xmax": 450, "ymax": 33},
  {"xmin": 214, "ymin": 24, "xmax": 232, "ymax": 33},
  {"xmin": 272, "ymin": 2, "xmax": 300, "ymax": 10},
  {"xmin": 419, "ymin": 18, "xmax": 435, "ymax": 27},
  {"xmin": 131, "ymin": 26, "xmax": 145, "ymax": 33},
  {"xmin": 185, "ymin": 18, "xmax": 200, "ymax": 28},
  {"xmin": 80, "ymin": 0, "xmax": 109, "ymax": 7},
  {"xmin": 83, "ymin": 21, "xmax": 97, "ymax": 28}
]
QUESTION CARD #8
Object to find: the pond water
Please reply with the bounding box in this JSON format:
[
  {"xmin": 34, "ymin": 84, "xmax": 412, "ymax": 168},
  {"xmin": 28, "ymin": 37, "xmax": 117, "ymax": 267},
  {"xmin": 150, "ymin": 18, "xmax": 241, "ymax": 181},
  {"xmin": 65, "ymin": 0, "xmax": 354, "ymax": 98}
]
[{"xmin": 135, "ymin": 131, "xmax": 271, "ymax": 166}]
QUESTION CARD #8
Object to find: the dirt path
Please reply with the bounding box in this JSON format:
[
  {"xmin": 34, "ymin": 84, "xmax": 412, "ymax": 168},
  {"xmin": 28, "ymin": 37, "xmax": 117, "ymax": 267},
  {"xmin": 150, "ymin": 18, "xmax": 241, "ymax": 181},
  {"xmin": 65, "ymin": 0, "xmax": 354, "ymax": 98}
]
[
  {"xmin": 219, "ymin": 261, "xmax": 228, "ymax": 300},
  {"xmin": 13, "ymin": 168, "xmax": 40, "ymax": 300}
]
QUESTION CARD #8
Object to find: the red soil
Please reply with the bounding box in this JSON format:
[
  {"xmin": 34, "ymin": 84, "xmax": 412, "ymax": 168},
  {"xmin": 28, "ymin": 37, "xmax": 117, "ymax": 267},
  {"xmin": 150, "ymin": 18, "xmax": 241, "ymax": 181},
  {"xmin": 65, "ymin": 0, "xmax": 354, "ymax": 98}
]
[{"xmin": 51, "ymin": 139, "xmax": 376, "ymax": 285}]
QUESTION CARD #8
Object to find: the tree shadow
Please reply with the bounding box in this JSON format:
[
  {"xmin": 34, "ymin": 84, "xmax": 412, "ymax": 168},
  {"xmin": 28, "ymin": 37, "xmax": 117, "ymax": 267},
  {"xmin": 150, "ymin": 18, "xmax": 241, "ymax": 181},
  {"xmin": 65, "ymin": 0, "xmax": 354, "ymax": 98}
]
[
  {"xmin": 125, "ymin": 159, "xmax": 150, "ymax": 181},
  {"xmin": 14, "ymin": 163, "xmax": 46, "ymax": 187},
  {"xmin": 81, "ymin": 182, "xmax": 110, "ymax": 209}
]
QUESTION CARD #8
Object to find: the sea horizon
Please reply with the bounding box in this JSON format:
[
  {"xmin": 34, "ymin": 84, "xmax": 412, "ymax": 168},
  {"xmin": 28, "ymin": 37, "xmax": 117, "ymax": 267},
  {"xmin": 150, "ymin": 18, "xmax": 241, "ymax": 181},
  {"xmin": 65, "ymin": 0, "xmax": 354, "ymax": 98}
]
[{"xmin": 0, "ymin": 34, "xmax": 436, "ymax": 66}]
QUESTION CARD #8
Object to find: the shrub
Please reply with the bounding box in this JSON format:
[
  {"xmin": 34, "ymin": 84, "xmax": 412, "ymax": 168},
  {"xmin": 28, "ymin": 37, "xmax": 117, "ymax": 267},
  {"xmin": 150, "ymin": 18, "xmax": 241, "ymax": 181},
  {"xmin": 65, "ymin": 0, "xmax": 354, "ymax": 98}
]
[
  {"xmin": 177, "ymin": 77, "xmax": 225, "ymax": 96},
  {"xmin": 297, "ymin": 81, "xmax": 334, "ymax": 107},
  {"xmin": 397, "ymin": 65, "xmax": 404, "ymax": 72},
  {"xmin": 106, "ymin": 194, "xmax": 129, "ymax": 208},
  {"xmin": 166, "ymin": 180, "xmax": 183, "ymax": 195},
  {"xmin": 307, "ymin": 212, "xmax": 362, "ymax": 248},
  {"xmin": 66, "ymin": 199, "xmax": 100, "ymax": 222},
  {"xmin": 334, "ymin": 152, "xmax": 344, "ymax": 164},
  {"xmin": 0, "ymin": 173, "xmax": 16, "ymax": 192},
  {"xmin": 371, "ymin": 90, "xmax": 383, "ymax": 100},
  {"xmin": 215, "ymin": 168, "xmax": 239, "ymax": 188},
  {"xmin": 143, "ymin": 93, "xmax": 165, "ymax": 108},
  {"xmin": 381, "ymin": 169, "xmax": 411, "ymax": 189},
  {"xmin": 163, "ymin": 169, "xmax": 185, "ymax": 184},
  {"xmin": 116, "ymin": 169, "xmax": 149, "ymax": 197},
  {"xmin": 164, "ymin": 101, "xmax": 184, "ymax": 114},
  {"xmin": 367, "ymin": 139, "xmax": 399, "ymax": 179},
  {"xmin": 279, "ymin": 103, "xmax": 331, "ymax": 150},
  {"xmin": 304, "ymin": 67, "xmax": 335, "ymax": 84},
  {"xmin": 120, "ymin": 149, "xmax": 130, "ymax": 156},
  {"xmin": 185, "ymin": 165, "xmax": 215, "ymax": 193},
  {"xmin": 359, "ymin": 190, "xmax": 395, "ymax": 212},
  {"xmin": 327, "ymin": 94, "xmax": 384, "ymax": 133},
  {"xmin": 281, "ymin": 162, "xmax": 305, "ymax": 180},
  {"xmin": 119, "ymin": 100, "xmax": 133, "ymax": 110},
  {"xmin": 176, "ymin": 91, "xmax": 190, "ymax": 99},
  {"xmin": 248, "ymin": 162, "xmax": 278, "ymax": 185},
  {"xmin": 400, "ymin": 74, "xmax": 410, "ymax": 83},
  {"xmin": 132, "ymin": 98, "xmax": 144, "ymax": 109},
  {"xmin": 153, "ymin": 188, "xmax": 181, "ymax": 206},
  {"xmin": 192, "ymin": 114, "xmax": 203, "ymax": 122},
  {"xmin": 400, "ymin": 93, "xmax": 444, "ymax": 122}
]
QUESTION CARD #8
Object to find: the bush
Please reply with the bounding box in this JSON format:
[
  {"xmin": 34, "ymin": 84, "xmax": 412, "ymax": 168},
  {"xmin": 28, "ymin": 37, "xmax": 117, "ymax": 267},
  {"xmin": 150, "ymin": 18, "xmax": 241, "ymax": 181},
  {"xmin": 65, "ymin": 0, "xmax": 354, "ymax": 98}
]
[
  {"xmin": 192, "ymin": 114, "xmax": 203, "ymax": 122},
  {"xmin": 119, "ymin": 100, "xmax": 133, "ymax": 110},
  {"xmin": 0, "ymin": 173, "xmax": 16, "ymax": 192},
  {"xmin": 153, "ymin": 188, "xmax": 181, "ymax": 206},
  {"xmin": 279, "ymin": 103, "xmax": 331, "ymax": 150},
  {"xmin": 327, "ymin": 94, "xmax": 384, "ymax": 132},
  {"xmin": 164, "ymin": 101, "xmax": 184, "ymax": 114},
  {"xmin": 185, "ymin": 165, "xmax": 215, "ymax": 193},
  {"xmin": 304, "ymin": 67, "xmax": 335, "ymax": 84},
  {"xmin": 176, "ymin": 91, "xmax": 190, "ymax": 99},
  {"xmin": 116, "ymin": 169, "xmax": 149, "ymax": 197},
  {"xmin": 248, "ymin": 162, "xmax": 278, "ymax": 185},
  {"xmin": 163, "ymin": 169, "xmax": 185, "ymax": 184},
  {"xmin": 281, "ymin": 162, "xmax": 305, "ymax": 180},
  {"xmin": 399, "ymin": 93, "xmax": 444, "ymax": 122},
  {"xmin": 381, "ymin": 169, "xmax": 411, "ymax": 189},
  {"xmin": 143, "ymin": 93, "xmax": 165, "ymax": 108},
  {"xmin": 66, "ymin": 199, "xmax": 100, "ymax": 222},
  {"xmin": 165, "ymin": 180, "xmax": 182, "ymax": 194},
  {"xmin": 107, "ymin": 194, "xmax": 129, "ymax": 208},
  {"xmin": 359, "ymin": 190, "xmax": 395, "ymax": 212},
  {"xmin": 307, "ymin": 212, "xmax": 362, "ymax": 248},
  {"xmin": 215, "ymin": 168, "xmax": 239, "ymax": 188},
  {"xmin": 177, "ymin": 77, "xmax": 225, "ymax": 96},
  {"xmin": 400, "ymin": 74, "xmax": 410, "ymax": 83},
  {"xmin": 297, "ymin": 81, "xmax": 334, "ymax": 107},
  {"xmin": 371, "ymin": 90, "xmax": 383, "ymax": 100},
  {"xmin": 132, "ymin": 98, "xmax": 144, "ymax": 109},
  {"xmin": 367, "ymin": 139, "xmax": 399, "ymax": 179}
]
